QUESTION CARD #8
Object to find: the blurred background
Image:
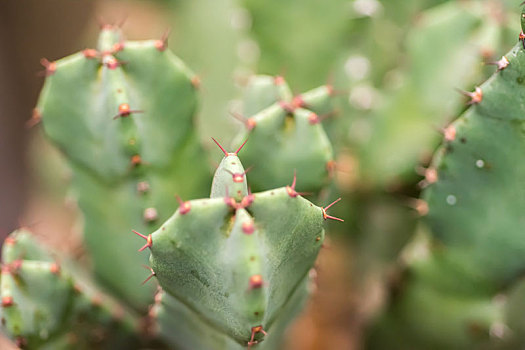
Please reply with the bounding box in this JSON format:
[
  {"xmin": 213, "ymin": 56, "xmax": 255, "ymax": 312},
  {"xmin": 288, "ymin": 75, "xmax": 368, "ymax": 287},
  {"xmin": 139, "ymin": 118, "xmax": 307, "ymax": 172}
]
[{"xmin": 0, "ymin": 0, "xmax": 521, "ymax": 348}]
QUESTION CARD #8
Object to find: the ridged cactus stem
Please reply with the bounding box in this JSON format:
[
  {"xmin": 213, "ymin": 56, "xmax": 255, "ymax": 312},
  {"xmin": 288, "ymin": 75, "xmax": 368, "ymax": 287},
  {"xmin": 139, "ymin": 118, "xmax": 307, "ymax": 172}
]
[{"xmin": 135, "ymin": 140, "xmax": 342, "ymax": 349}]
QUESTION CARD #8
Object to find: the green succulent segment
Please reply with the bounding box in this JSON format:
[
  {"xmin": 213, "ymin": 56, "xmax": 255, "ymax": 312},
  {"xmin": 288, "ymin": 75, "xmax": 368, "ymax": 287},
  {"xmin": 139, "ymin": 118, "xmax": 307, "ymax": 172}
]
[
  {"xmin": 241, "ymin": 75, "xmax": 292, "ymax": 117},
  {"xmin": 36, "ymin": 26, "xmax": 209, "ymax": 309},
  {"xmin": 142, "ymin": 151, "xmax": 330, "ymax": 349},
  {"xmin": 368, "ymin": 39, "xmax": 525, "ymax": 349},
  {"xmin": 0, "ymin": 230, "xmax": 140, "ymax": 349},
  {"xmin": 357, "ymin": 1, "xmax": 513, "ymax": 187},
  {"xmin": 235, "ymin": 75, "xmax": 334, "ymax": 193}
]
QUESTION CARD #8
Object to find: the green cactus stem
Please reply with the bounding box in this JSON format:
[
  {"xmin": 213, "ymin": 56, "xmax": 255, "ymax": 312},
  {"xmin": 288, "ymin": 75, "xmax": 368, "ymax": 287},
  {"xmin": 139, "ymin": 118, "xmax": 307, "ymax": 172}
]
[
  {"xmin": 135, "ymin": 139, "xmax": 342, "ymax": 349},
  {"xmin": 0, "ymin": 229, "xmax": 141, "ymax": 349},
  {"xmin": 36, "ymin": 25, "xmax": 210, "ymax": 309}
]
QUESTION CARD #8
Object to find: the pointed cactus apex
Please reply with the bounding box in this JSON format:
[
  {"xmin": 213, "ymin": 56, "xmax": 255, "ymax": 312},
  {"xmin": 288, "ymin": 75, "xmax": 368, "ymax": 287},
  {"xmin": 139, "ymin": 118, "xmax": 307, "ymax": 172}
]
[
  {"xmin": 191, "ymin": 75, "xmax": 201, "ymax": 89},
  {"xmin": 293, "ymin": 94, "xmax": 306, "ymax": 108},
  {"xmin": 274, "ymin": 75, "xmax": 285, "ymax": 85},
  {"xmin": 239, "ymin": 192, "xmax": 255, "ymax": 209}
]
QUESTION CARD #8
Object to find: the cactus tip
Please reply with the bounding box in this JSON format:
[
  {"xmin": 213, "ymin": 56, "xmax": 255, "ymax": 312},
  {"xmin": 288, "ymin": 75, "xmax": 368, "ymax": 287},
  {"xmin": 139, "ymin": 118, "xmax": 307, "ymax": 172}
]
[{"xmin": 292, "ymin": 94, "xmax": 306, "ymax": 108}]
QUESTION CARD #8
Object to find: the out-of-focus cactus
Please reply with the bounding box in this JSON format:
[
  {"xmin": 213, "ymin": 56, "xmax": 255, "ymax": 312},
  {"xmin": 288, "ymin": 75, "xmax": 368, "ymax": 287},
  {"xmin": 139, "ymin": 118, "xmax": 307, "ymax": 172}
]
[
  {"xmin": 355, "ymin": 0, "xmax": 515, "ymax": 187},
  {"xmin": 35, "ymin": 25, "xmax": 210, "ymax": 309},
  {"xmin": 138, "ymin": 140, "xmax": 342, "ymax": 349},
  {"xmin": 0, "ymin": 230, "xmax": 140, "ymax": 349},
  {"xmin": 367, "ymin": 11, "xmax": 525, "ymax": 349},
  {"xmin": 234, "ymin": 75, "xmax": 334, "ymax": 193}
]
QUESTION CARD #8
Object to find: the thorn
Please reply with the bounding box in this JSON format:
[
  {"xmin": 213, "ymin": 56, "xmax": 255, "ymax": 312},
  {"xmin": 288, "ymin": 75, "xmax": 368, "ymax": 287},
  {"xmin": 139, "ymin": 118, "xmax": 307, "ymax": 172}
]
[
  {"xmin": 322, "ymin": 198, "xmax": 344, "ymax": 222},
  {"xmin": 242, "ymin": 220, "xmax": 255, "ymax": 234},
  {"xmin": 231, "ymin": 111, "xmax": 256, "ymax": 131},
  {"xmin": 143, "ymin": 207, "xmax": 158, "ymax": 222},
  {"xmin": 2, "ymin": 296, "xmax": 13, "ymax": 308},
  {"xmin": 520, "ymin": 31, "xmax": 525, "ymax": 49},
  {"xmin": 235, "ymin": 138, "xmax": 249, "ymax": 155},
  {"xmin": 82, "ymin": 48, "xmax": 99, "ymax": 59},
  {"xmin": 176, "ymin": 195, "xmax": 191, "ymax": 215},
  {"xmin": 113, "ymin": 103, "xmax": 143, "ymax": 119},
  {"xmin": 154, "ymin": 28, "xmax": 171, "ymax": 51},
  {"xmin": 286, "ymin": 171, "xmax": 310, "ymax": 197},
  {"xmin": 26, "ymin": 108, "xmax": 42, "ymax": 128},
  {"xmin": 248, "ymin": 325, "xmax": 267, "ymax": 347},
  {"xmin": 249, "ymin": 274, "xmax": 264, "ymax": 289},
  {"xmin": 240, "ymin": 191, "xmax": 255, "ymax": 209},
  {"xmin": 211, "ymin": 137, "xmax": 229, "ymax": 156},
  {"xmin": 456, "ymin": 87, "xmax": 482, "ymax": 105},
  {"xmin": 442, "ymin": 125, "xmax": 456, "ymax": 142},
  {"xmin": 141, "ymin": 265, "xmax": 157, "ymax": 285},
  {"xmin": 486, "ymin": 56, "xmax": 509, "ymax": 71},
  {"xmin": 132, "ymin": 230, "xmax": 153, "ymax": 252},
  {"xmin": 40, "ymin": 58, "xmax": 56, "ymax": 76}
]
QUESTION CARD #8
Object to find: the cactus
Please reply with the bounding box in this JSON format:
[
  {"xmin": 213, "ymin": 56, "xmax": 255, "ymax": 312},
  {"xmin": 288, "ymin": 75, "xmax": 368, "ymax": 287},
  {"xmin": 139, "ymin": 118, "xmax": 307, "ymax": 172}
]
[
  {"xmin": 35, "ymin": 25, "xmax": 210, "ymax": 309},
  {"xmin": 367, "ymin": 10, "xmax": 525, "ymax": 349},
  {"xmin": 0, "ymin": 229, "xmax": 140, "ymax": 349},
  {"xmin": 137, "ymin": 139, "xmax": 341, "ymax": 349},
  {"xmin": 1, "ymin": 20, "xmax": 342, "ymax": 349},
  {"xmin": 234, "ymin": 75, "xmax": 335, "ymax": 193}
]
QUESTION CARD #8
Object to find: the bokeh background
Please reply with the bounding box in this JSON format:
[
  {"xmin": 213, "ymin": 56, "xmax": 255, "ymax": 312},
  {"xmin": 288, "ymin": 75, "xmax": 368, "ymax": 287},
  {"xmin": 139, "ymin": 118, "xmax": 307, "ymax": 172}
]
[{"xmin": 0, "ymin": 0, "xmax": 521, "ymax": 348}]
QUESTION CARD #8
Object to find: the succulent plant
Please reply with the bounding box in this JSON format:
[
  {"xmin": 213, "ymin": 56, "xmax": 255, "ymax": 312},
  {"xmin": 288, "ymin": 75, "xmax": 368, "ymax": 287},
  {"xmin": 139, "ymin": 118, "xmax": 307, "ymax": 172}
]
[{"xmin": 367, "ymin": 8, "xmax": 525, "ymax": 349}]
